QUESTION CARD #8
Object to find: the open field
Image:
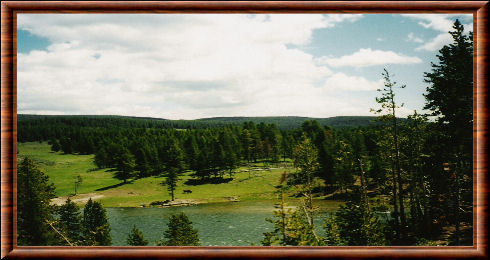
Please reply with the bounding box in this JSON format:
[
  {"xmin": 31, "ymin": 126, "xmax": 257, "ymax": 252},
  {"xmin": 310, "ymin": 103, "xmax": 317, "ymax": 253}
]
[{"xmin": 18, "ymin": 142, "xmax": 314, "ymax": 207}]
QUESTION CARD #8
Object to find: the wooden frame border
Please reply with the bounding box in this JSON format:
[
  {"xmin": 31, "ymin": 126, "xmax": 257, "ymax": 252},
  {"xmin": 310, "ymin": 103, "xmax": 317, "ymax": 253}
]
[{"xmin": 1, "ymin": 1, "xmax": 488, "ymax": 259}]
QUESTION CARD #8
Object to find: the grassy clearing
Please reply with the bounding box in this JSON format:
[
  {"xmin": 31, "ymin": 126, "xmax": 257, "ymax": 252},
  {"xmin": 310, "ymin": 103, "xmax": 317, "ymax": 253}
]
[
  {"xmin": 17, "ymin": 142, "xmax": 120, "ymax": 197},
  {"xmin": 18, "ymin": 142, "xmax": 303, "ymax": 207}
]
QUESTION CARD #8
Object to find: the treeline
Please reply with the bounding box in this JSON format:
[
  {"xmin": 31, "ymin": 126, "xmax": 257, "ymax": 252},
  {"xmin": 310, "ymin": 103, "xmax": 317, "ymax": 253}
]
[
  {"xmin": 20, "ymin": 119, "xmax": 296, "ymax": 181},
  {"xmin": 18, "ymin": 114, "xmax": 383, "ymax": 135}
]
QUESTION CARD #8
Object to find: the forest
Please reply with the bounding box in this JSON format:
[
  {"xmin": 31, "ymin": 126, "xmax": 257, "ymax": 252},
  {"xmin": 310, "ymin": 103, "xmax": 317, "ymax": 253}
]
[{"xmin": 17, "ymin": 20, "xmax": 473, "ymax": 246}]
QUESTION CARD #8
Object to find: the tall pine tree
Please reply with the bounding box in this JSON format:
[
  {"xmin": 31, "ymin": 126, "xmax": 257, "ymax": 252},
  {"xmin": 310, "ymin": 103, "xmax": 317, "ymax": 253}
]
[
  {"xmin": 17, "ymin": 157, "xmax": 57, "ymax": 245},
  {"xmin": 81, "ymin": 199, "xmax": 112, "ymax": 245}
]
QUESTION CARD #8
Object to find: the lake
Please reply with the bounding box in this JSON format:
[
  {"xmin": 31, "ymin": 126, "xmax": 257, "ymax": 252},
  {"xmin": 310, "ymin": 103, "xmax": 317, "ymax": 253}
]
[{"xmin": 106, "ymin": 200, "xmax": 342, "ymax": 246}]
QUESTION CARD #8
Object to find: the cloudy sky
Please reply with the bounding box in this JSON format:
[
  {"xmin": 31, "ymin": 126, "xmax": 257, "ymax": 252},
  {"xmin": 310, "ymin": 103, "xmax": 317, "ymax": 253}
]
[{"xmin": 17, "ymin": 13, "xmax": 472, "ymax": 120}]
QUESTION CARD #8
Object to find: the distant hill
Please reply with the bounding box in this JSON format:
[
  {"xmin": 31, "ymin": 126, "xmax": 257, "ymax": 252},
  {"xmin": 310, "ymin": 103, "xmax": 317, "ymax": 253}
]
[
  {"xmin": 195, "ymin": 116, "xmax": 383, "ymax": 129},
  {"xmin": 17, "ymin": 114, "xmax": 389, "ymax": 130}
]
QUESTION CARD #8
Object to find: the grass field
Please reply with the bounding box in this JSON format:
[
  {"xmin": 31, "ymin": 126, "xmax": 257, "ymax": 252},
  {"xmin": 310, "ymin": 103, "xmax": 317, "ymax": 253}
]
[{"xmin": 18, "ymin": 142, "xmax": 304, "ymax": 207}]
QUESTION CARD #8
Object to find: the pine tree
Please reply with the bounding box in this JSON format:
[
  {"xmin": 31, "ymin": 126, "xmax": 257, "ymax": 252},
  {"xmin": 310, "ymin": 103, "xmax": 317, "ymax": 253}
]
[
  {"xmin": 292, "ymin": 136, "xmax": 320, "ymax": 228},
  {"xmin": 50, "ymin": 139, "xmax": 61, "ymax": 152},
  {"xmin": 127, "ymin": 225, "xmax": 148, "ymax": 246},
  {"xmin": 115, "ymin": 147, "xmax": 136, "ymax": 183},
  {"xmin": 333, "ymin": 140, "xmax": 355, "ymax": 194},
  {"xmin": 157, "ymin": 213, "xmax": 200, "ymax": 246},
  {"xmin": 165, "ymin": 168, "xmax": 179, "ymax": 201},
  {"xmin": 323, "ymin": 189, "xmax": 386, "ymax": 246},
  {"xmin": 58, "ymin": 198, "xmax": 82, "ymax": 245},
  {"xmin": 423, "ymin": 19, "xmax": 473, "ymax": 245},
  {"xmin": 81, "ymin": 199, "xmax": 112, "ymax": 246},
  {"xmin": 262, "ymin": 172, "xmax": 320, "ymax": 246},
  {"xmin": 17, "ymin": 157, "xmax": 57, "ymax": 245},
  {"xmin": 371, "ymin": 68, "xmax": 407, "ymax": 239}
]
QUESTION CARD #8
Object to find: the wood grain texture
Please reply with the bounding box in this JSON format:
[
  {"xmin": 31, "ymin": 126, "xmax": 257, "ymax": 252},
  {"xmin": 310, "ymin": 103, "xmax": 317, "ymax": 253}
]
[
  {"xmin": 1, "ymin": 1, "xmax": 487, "ymax": 13},
  {"xmin": 1, "ymin": 2, "xmax": 15, "ymax": 259},
  {"xmin": 474, "ymin": 1, "xmax": 489, "ymax": 257},
  {"xmin": 1, "ymin": 1, "xmax": 488, "ymax": 259}
]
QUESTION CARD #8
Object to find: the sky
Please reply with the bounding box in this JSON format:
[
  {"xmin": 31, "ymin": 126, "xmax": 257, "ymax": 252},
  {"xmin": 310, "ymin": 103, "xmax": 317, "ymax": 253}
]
[{"xmin": 17, "ymin": 13, "xmax": 472, "ymax": 120}]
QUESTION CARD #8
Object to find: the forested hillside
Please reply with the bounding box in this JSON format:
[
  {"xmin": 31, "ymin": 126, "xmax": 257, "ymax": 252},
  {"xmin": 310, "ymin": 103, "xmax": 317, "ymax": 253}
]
[{"xmin": 18, "ymin": 114, "xmax": 386, "ymax": 132}]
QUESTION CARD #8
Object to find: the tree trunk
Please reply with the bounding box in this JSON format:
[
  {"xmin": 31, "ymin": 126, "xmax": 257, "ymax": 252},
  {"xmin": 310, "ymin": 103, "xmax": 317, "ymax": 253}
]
[
  {"xmin": 392, "ymin": 100, "xmax": 406, "ymax": 238},
  {"xmin": 390, "ymin": 149, "xmax": 400, "ymax": 236},
  {"xmin": 454, "ymin": 159, "xmax": 461, "ymax": 245}
]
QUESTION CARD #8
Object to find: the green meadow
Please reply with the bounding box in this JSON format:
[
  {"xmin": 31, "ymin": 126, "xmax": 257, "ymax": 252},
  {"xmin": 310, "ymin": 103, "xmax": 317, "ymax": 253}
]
[{"xmin": 17, "ymin": 142, "xmax": 310, "ymax": 207}]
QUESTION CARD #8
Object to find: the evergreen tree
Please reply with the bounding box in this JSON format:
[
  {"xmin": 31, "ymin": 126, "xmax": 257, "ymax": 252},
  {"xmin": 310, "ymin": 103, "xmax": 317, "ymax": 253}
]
[
  {"xmin": 94, "ymin": 146, "xmax": 109, "ymax": 168},
  {"xmin": 219, "ymin": 130, "xmax": 238, "ymax": 178},
  {"xmin": 240, "ymin": 129, "xmax": 253, "ymax": 162},
  {"xmin": 115, "ymin": 147, "xmax": 136, "ymax": 183},
  {"xmin": 133, "ymin": 144, "xmax": 152, "ymax": 178},
  {"xmin": 165, "ymin": 168, "xmax": 179, "ymax": 201},
  {"xmin": 127, "ymin": 225, "xmax": 149, "ymax": 246},
  {"xmin": 58, "ymin": 198, "xmax": 82, "ymax": 245},
  {"xmin": 183, "ymin": 135, "xmax": 199, "ymax": 171},
  {"xmin": 423, "ymin": 19, "xmax": 473, "ymax": 245},
  {"xmin": 59, "ymin": 137, "xmax": 73, "ymax": 154},
  {"xmin": 371, "ymin": 68, "xmax": 407, "ymax": 239},
  {"xmin": 50, "ymin": 139, "xmax": 61, "ymax": 152},
  {"xmin": 323, "ymin": 189, "xmax": 386, "ymax": 246},
  {"xmin": 262, "ymin": 172, "xmax": 320, "ymax": 246},
  {"xmin": 17, "ymin": 157, "xmax": 57, "ymax": 245},
  {"xmin": 157, "ymin": 213, "xmax": 200, "ymax": 246},
  {"xmin": 333, "ymin": 140, "xmax": 355, "ymax": 194},
  {"xmin": 165, "ymin": 139, "xmax": 185, "ymax": 172},
  {"xmin": 81, "ymin": 199, "xmax": 112, "ymax": 246},
  {"xmin": 292, "ymin": 136, "xmax": 319, "ymax": 225}
]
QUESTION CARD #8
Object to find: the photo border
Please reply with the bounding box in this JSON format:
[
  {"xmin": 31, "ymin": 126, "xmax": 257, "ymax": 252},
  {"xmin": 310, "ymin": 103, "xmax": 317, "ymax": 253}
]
[{"xmin": 1, "ymin": 1, "xmax": 488, "ymax": 259}]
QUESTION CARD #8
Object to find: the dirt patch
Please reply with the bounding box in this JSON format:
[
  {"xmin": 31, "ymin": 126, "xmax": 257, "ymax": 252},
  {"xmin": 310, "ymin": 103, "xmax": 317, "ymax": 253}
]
[
  {"xmin": 51, "ymin": 193, "xmax": 104, "ymax": 206},
  {"xmin": 145, "ymin": 198, "xmax": 202, "ymax": 208}
]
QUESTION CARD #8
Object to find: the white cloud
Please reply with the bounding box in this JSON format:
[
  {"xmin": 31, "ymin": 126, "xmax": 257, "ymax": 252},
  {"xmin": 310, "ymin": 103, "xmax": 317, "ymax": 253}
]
[
  {"xmin": 401, "ymin": 14, "xmax": 472, "ymax": 52},
  {"xmin": 324, "ymin": 73, "xmax": 382, "ymax": 91},
  {"xmin": 407, "ymin": 32, "xmax": 424, "ymax": 43},
  {"xmin": 401, "ymin": 14, "xmax": 456, "ymax": 32},
  {"xmin": 316, "ymin": 48, "xmax": 422, "ymax": 68},
  {"xmin": 18, "ymin": 14, "xmax": 371, "ymax": 119},
  {"xmin": 415, "ymin": 33, "xmax": 452, "ymax": 51}
]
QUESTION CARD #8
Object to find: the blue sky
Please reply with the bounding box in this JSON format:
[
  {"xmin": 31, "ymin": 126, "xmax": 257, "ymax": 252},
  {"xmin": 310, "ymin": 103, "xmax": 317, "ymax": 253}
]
[{"xmin": 17, "ymin": 14, "xmax": 472, "ymax": 119}]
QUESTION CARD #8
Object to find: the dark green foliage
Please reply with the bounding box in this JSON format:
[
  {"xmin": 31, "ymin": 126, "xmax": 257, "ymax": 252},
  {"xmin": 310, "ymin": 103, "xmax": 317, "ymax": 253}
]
[
  {"xmin": 114, "ymin": 147, "xmax": 136, "ymax": 183},
  {"xmin": 127, "ymin": 225, "xmax": 149, "ymax": 246},
  {"xmin": 165, "ymin": 168, "xmax": 179, "ymax": 201},
  {"xmin": 323, "ymin": 190, "xmax": 386, "ymax": 246},
  {"xmin": 262, "ymin": 171, "xmax": 321, "ymax": 246},
  {"xmin": 17, "ymin": 157, "xmax": 57, "ymax": 245},
  {"xmin": 262, "ymin": 201, "xmax": 320, "ymax": 246},
  {"xmin": 81, "ymin": 199, "xmax": 112, "ymax": 246},
  {"xmin": 57, "ymin": 198, "xmax": 82, "ymax": 245},
  {"xmin": 157, "ymin": 213, "xmax": 200, "ymax": 246},
  {"xmin": 424, "ymin": 20, "xmax": 473, "ymax": 147},
  {"xmin": 50, "ymin": 139, "xmax": 61, "ymax": 152},
  {"xmin": 292, "ymin": 136, "xmax": 319, "ymax": 186},
  {"xmin": 423, "ymin": 19, "xmax": 473, "ymax": 245},
  {"xmin": 59, "ymin": 137, "xmax": 73, "ymax": 154}
]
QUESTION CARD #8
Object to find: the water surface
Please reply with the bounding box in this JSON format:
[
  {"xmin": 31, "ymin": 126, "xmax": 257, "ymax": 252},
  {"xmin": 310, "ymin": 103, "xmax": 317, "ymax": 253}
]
[{"xmin": 106, "ymin": 200, "xmax": 341, "ymax": 246}]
